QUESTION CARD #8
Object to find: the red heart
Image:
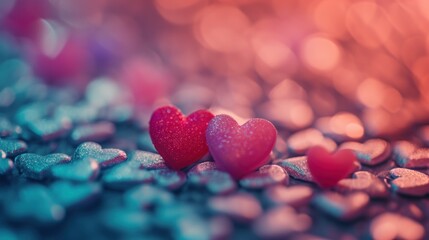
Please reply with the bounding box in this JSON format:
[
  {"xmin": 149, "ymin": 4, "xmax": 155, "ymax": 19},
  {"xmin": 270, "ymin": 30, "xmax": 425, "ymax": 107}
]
[
  {"xmin": 149, "ymin": 106, "xmax": 214, "ymax": 170},
  {"xmin": 307, "ymin": 146, "xmax": 357, "ymax": 188},
  {"xmin": 206, "ymin": 114, "xmax": 277, "ymax": 179}
]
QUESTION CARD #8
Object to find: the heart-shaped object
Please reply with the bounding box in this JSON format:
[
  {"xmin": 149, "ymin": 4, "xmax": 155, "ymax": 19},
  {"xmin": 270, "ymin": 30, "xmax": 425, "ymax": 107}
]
[
  {"xmin": 149, "ymin": 106, "xmax": 214, "ymax": 170},
  {"xmin": 339, "ymin": 139, "xmax": 391, "ymax": 166},
  {"xmin": 387, "ymin": 168, "xmax": 429, "ymax": 196},
  {"xmin": 73, "ymin": 142, "xmax": 127, "ymax": 168},
  {"xmin": 50, "ymin": 157, "xmax": 100, "ymax": 181},
  {"xmin": 206, "ymin": 115, "xmax": 277, "ymax": 179},
  {"xmin": 15, "ymin": 153, "xmax": 71, "ymax": 180},
  {"xmin": 307, "ymin": 146, "xmax": 357, "ymax": 188},
  {"xmin": 336, "ymin": 171, "xmax": 388, "ymax": 198}
]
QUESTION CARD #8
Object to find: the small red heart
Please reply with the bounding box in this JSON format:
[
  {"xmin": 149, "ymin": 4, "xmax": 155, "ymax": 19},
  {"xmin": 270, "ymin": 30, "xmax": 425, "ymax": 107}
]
[
  {"xmin": 149, "ymin": 106, "xmax": 214, "ymax": 170},
  {"xmin": 307, "ymin": 146, "xmax": 357, "ymax": 188},
  {"xmin": 206, "ymin": 114, "xmax": 277, "ymax": 179}
]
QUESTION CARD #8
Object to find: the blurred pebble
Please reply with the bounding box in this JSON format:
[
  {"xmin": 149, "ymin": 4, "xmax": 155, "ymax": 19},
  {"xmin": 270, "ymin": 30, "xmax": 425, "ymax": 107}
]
[
  {"xmin": 336, "ymin": 171, "xmax": 388, "ymax": 198},
  {"xmin": 275, "ymin": 156, "xmax": 314, "ymax": 182},
  {"xmin": 154, "ymin": 202, "xmax": 199, "ymax": 228},
  {"xmin": 172, "ymin": 215, "xmax": 210, "ymax": 240},
  {"xmin": 340, "ymin": 139, "xmax": 391, "ymax": 166},
  {"xmin": 50, "ymin": 157, "xmax": 100, "ymax": 181},
  {"xmin": 0, "ymin": 228, "xmax": 18, "ymax": 240},
  {"xmin": 209, "ymin": 217, "xmax": 232, "ymax": 240},
  {"xmin": 370, "ymin": 213, "xmax": 425, "ymax": 240},
  {"xmin": 137, "ymin": 132, "xmax": 157, "ymax": 152},
  {"xmin": 50, "ymin": 181, "xmax": 101, "ymax": 208},
  {"xmin": 101, "ymin": 207, "xmax": 151, "ymax": 234},
  {"xmin": 55, "ymin": 103, "xmax": 99, "ymax": 124},
  {"xmin": 0, "ymin": 138, "xmax": 27, "ymax": 157},
  {"xmin": 419, "ymin": 125, "xmax": 429, "ymax": 146},
  {"xmin": 85, "ymin": 78, "xmax": 126, "ymax": 107},
  {"xmin": 14, "ymin": 102, "xmax": 51, "ymax": 125},
  {"xmin": 152, "ymin": 169, "xmax": 187, "ymax": 190},
  {"xmin": 208, "ymin": 193, "xmax": 262, "ymax": 222},
  {"xmin": 188, "ymin": 161, "xmax": 217, "ymax": 174},
  {"xmin": 102, "ymin": 163, "xmax": 153, "ymax": 189},
  {"xmin": 71, "ymin": 121, "xmax": 115, "ymax": 144},
  {"xmin": 15, "ymin": 153, "xmax": 71, "ymax": 180},
  {"xmin": 0, "ymin": 117, "xmax": 21, "ymax": 137},
  {"xmin": 188, "ymin": 169, "xmax": 236, "ymax": 195},
  {"xmin": 124, "ymin": 185, "xmax": 174, "ymax": 209},
  {"xmin": 264, "ymin": 185, "xmax": 313, "ymax": 207},
  {"xmin": 27, "ymin": 117, "xmax": 72, "ymax": 141},
  {"xmin": 387, "ymin": 168, "xmax": 429, "ymax": 196},
  {"xmin": 287, "ymin": 128, "xmax": 337, "ymax": 155},
  {"xmin": 5, "ymin": 184, "xmax": 65, "ymax": 224},
  {"xmin": 393, "ymin": 141, "xmax": 429, "ymax": 168},
  {"xmin": 315, "ymin": 112, "xmax": 364, "ymax": 141},
  {"xmin": 253, "ymin": 206, "xmax": 312, "ymax": 239},
  {"xmin": 312, "ymin": 192, "xmax": 369, "ymax": 221},
  {"xmin": 240, "ymin": 165, "xmax": 289, "ymax": 189},
  {"xmin": 73, "ymin": 142, "xmax": 127, "ymax": 168},
  {"xmin": 0, "ymin": 150, "xmax": 14, "ymax": 176},
  {"xmin": 128, "ymin": 150, "xmax": 166, "ymax": 169}
]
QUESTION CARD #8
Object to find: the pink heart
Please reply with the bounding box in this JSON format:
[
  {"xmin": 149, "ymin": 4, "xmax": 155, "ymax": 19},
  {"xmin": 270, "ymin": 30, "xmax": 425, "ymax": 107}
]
[{"xmin": 206, "ymin": 115, "xmax": 277, "ymax": 179}]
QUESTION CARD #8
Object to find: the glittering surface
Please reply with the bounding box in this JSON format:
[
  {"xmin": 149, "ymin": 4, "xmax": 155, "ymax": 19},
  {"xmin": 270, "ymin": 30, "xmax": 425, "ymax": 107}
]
[
  {"xmin": 102, "ymin": 164, "xmax": 153, "ymax": 189},
  {"xmin": 275, "ymin": 156, "xmax": 314, "ymax": 182},
  {"xmin": 149, "ymin": 106, "xmax": 214, "ymax": 170},
  {"xmin": 307, "ymin": 146, "xmax": 357, "ymax": 188},
  {"xmin": 0, "ymin": 150, "xmax": 14, "ymax": 176},
  {"xmin": 340, "ymin": 138, "xmax": 391, "ymax": 166},
  {"xmin": 128, "ymin": 150, "xmax": 167, "ymax": 170},
  {"xmin": 0, "ymin": 138, "xmax": 27, "ymax": 157},
  {"xmin": 73, "ymin": 142, "xmax": 127, "ymax": 168},
  {"xmin": 392, "ymin": 140, "xmax": 429, "ymax": 168},
  {"xmin": 152, "ymin": 169, "xmax": 187, "ymax": 190},
  {"xmin": 336, "ymin": 171, "xmax": 388, "ymax": 198},
  {"xmin": 15, "ymin": 153, "xmax": 71, "ymax": 180},
  {"xmin": 239, "ymin": 165, "xmax": 288, "ymax": 189},
  {"xmin": 206, "ymin": 114, "xmax": 277, "ymax": 179},
  {"xmin": 387, "ymin": 168, "xmax": 429, "ymax": 196}
]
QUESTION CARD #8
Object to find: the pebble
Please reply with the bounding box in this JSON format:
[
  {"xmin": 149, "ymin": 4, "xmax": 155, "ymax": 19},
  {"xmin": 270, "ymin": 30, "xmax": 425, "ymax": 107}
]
[
  {"xmin": 152, "ymin": 169, "xmax": 187, "ymax": 190},
  {"xmin": 209, "ymin": 217, "xmax": 232, "ymax": 240},
  {"xmin": 336, "ymin": 171, "xmax": 388, "ymax": 198},
  {"xmin": 15, "ymin": 153, "xmax": 71, "ymax": 180},
  {"xmin": 5, "ymin": 184, "xmax": 65, "ymax": 224},
  {"xmin": 128, "ymin": 150, "xmax": 166, "ymax": 170},
  {"xmin": 102, "ymin": 163, "xmax": 153, "ymax": 189},
  {"xmin": 73, "ymin": 142, "xmax": 127, "ymax": 168},
  {"xmin": 0, "ymin": 117, "xmax": 21, "ymax": 137},
  {"xmin": 253, "ymin": 206, "xmax": 312, "ymax": 239},
  {"xmin": 287, "ymin": 128, "xmax": 337, "ymax": 155},
  {"xmin": 393, "ymin": 141, "xmax": 429, "ymax": 168},
  {"xmin": 55, "ymin": 103, "xmax": 99, "ymax": 124},
  {"xmin": 188, "ymin": 161, "xmax": 217, "ymax": 175},
  {"xmin": 208, "ymin": 193, "xmax": 262, "ymax": 222},
  {"xmin": 0, "ymin": 150, "xmax": 14, "ymax": 176},
  {"xmin": 50, "ymin": 181, "xmax": 102, "ymax": 208},
  {"xmin": 386, "ymin": 168, "xmax": 429, "ymax": 196},
  {"xmin": 27, "ymin": 117, "xmax": 72, "ymax": 141},
  {"xmin": 50, "ymin": 157, "xmax": 100, "ymax": 181},
  {"xmin": 264, "ymin": 185, "xmax": 313, "ymax": 207},
  {"xmin": 0, "ymin": 138, "xmax": 27, "ymax": 158},
  {"xmin": 370, "ymin": 213, "xmax": 425, "ymax": 240},
  {"xmin": 275, "ymin": 156, "xmax": 314, "ymax": 182},
  {"xmin": 312, "ymin": 192, "xmax": 369, "ymax": 221},
  {"xmin": 240, "ymin": 165, "xmax": 289, "ymax": 189},
  {"xmin": 340, "ymin": 139, "xmax": 391, "ymax": 166},
  {"xmin": 71, "ymin": 121, "xmax": 115, "ymax": 144},
  {"xmin": 188, "ymin": 169, "xmax": 236, "ymax": 195},
  {"xmin": 124, "ymin": 185, "xmax": 175, "ymax": 210},
  {"xmin": 100, "ymin": 207, "xmax": 151, "ymax": 234}
]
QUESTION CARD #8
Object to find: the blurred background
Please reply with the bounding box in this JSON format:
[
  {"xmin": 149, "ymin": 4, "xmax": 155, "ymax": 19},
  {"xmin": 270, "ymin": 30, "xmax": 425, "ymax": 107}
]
[{"xmin": 1, "ymin": 0, "xmax": 429, "ymax": 138}]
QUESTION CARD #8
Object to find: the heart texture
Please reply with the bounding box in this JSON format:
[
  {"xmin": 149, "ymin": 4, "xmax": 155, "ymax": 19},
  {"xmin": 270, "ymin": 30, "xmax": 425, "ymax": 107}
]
[
  {"xmin": 149, "ymin": 106, "xmax": 214, "ymax": 170},
  {"xmin": 307, "ymin": 146, "xmax": 356, "ymax": 188},
  {"xmin": 206, "ymin": 114, "xmax": 277, "ymax": 179}
]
